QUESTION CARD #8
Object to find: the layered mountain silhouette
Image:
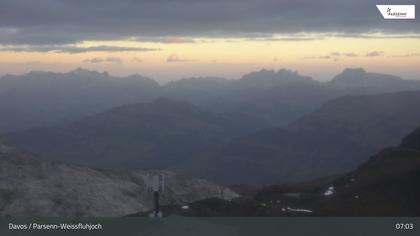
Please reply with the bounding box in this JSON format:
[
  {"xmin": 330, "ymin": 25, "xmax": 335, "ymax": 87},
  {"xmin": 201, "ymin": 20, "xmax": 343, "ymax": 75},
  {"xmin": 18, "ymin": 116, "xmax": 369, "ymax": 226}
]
[
  {"xmin": 2, "ymin": 68, "xmax": 420, "ymax": 186},
  {"xmin": 0, "ymin": 68, "xmax": 160, "ymax": 132},
  {"xmin": 2, "ymin": 67, "xmax": 419, "ymax": 134},
  {"xmin": 164, "ymin": 68, "xmax": 420, "ymax": 126},
  {"xmin": 0, "ymin": 142, "xmax": 238, "ymax": 217},
  {"xmin": 4, "ymin": 98, "xmax": 260, "ymax": 169},
  {"xmin": 234, "ymin": 69, "xmax": 316, "ymax": 89},
  {"xmin": 330, "ymin": 68, "xmax": 420, "ymax": 92},
  {"xmin": 6, "ymin": 91, "xmax": 420, "ymax": 185},
  {"xmin": 186, "ymin": 91, "xmax": 420, "ymax": 184},
  {"xmin": 164, "ymin": 69, "xmax": 342, "ymax": 127}
]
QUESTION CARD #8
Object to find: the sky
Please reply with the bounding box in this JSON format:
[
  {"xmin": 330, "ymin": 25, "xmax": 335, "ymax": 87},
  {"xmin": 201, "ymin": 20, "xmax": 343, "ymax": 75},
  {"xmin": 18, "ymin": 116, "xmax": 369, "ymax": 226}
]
[{"xmin": 0, "ymin": 0, "xmax": 419, "ymax": 82}]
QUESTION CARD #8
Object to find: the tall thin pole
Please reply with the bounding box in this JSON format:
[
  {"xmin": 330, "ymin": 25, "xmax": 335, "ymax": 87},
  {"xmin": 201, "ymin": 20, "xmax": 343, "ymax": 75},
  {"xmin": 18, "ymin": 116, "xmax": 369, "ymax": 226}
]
[
  {"xmin": 147, "ymin": 173, "xmax": 164, "ymax": 218},
  {"xmin": 153, "ymin": 191, "xmax": 160, "ymax": 215}
]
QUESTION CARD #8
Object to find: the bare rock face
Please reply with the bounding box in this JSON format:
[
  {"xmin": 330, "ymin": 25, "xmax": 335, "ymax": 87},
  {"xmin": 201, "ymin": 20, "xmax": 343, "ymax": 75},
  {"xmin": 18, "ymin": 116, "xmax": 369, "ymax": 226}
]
[{"xmin": 0, "ymin": 143, "xmax": 238, "ymax": 217}]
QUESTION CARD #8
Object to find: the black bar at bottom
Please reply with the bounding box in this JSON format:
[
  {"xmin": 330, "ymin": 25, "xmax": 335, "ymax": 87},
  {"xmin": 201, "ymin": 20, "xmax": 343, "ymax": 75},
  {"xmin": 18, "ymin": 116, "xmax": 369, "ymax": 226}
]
[{"xmin": 1, "ymin": 217, "xmax": 419, "ymax": 236}]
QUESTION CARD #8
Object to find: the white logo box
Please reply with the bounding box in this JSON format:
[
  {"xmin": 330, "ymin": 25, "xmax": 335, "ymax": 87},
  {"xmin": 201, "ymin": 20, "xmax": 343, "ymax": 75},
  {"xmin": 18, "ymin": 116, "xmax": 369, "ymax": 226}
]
[{"xmin": 376, "ymin": 5, "xmax": 415, "ymax": 19}]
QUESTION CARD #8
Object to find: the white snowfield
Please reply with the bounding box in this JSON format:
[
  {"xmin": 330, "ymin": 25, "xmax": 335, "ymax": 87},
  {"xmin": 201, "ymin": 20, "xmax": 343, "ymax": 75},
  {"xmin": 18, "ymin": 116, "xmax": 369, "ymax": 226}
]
[
  {"xmin": 286, "ymin": 207, "xmax": 313, "ymax": 213},
  {"xmin": 323, "ymin": 186, "xmax": 334, "ymax": 196},
  {"xmin": 0, "ymin": 143, "xmax": 238, "ymax": 217}
]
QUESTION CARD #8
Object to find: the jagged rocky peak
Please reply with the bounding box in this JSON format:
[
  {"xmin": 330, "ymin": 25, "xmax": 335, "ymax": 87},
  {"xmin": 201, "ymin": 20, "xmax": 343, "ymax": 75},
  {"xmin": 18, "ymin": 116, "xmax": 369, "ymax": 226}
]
[
  {"xmin": 69, "ymin": 67, "xmax": 108, "ymax": 78},
  {"xmin": 26, "ymin": 70, "xmax": 58, "ymax": 78},
  {"xmin": 236, "ymin": 68, "xmax": 314, "ymax": 89},
  {"xmin": 241, "ymin": 68, "xmax": 312, "ymax": 81},
  {"xmin": 331, "ymin": 68, "xmax": 367, "ymax": 83},
  {"xmin": 340, "ymin": 68, "xmax": 367, "ymax": 76},
  {"xmin": 329, "ymin": 68, "xmax": 414, "ymax": 91},
  {"xmin": 123, "ymin": 73, "xmax": 148, "ymax": 80}
]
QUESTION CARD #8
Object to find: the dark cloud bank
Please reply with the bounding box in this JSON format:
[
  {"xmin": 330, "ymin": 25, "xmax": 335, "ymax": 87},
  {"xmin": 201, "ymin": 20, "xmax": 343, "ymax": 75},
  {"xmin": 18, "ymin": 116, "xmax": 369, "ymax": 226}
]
[{"xmin": 0, "ymin": 0, "xmax": 418, "ymax": 46}]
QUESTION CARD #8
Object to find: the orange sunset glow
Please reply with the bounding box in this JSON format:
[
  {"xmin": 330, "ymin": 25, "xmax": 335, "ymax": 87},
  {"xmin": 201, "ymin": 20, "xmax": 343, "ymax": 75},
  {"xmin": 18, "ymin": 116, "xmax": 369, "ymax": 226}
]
[{"xmin": 1, "ymin": 35, "xmax": 419, "ymax": 82}]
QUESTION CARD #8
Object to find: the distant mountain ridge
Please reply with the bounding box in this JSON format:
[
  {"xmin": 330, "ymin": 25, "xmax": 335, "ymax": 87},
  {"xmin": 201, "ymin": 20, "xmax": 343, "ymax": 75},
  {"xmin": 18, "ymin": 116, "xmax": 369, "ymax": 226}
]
[
  {"xmin": 4, "ymin": 98, "xmax": 262, "ymax": 169},
  {"xmin": 0, "ymin": 68, "xmax": 160, "ymax": 133},
  {"xmin": 184, "ymin": 90, "xmax": 420, "ymax": 185},
  {"xmin": 330, "ymin": 68, "xmax": 420, "ymax": 92},
  {"xmin": 163, "ymin": 68, "xmax": 420, "ymax": 127},
  {"xmin": 3, "ymin": 68, "xmax": 420, "ymax": 186},
  {"xmin": 1, "ymin": 67, "xmax": 419, "ymax": 133},
  {"xmin": 6, "ymin": 91, "xmax": 420, "ymax": 185},
  {"xmin": 233, "ymin": 69, "xmax": 316, "ymax": 89}
]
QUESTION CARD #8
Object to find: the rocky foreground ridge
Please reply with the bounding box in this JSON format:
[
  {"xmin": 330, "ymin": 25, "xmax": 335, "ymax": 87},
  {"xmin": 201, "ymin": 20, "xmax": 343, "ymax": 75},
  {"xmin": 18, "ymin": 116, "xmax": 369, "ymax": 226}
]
[{"xmin": 0, "ymin": 143, "xmax": 238, "ymax": 217}]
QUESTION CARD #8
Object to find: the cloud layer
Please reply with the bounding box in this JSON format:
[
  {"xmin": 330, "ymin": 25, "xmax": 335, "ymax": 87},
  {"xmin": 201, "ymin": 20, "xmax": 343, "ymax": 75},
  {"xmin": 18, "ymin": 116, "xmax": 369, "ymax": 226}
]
[
  {"xmin": 83, "ymin": 57, "xmax": 123, "ymax": 64},
  {"xmin": 0, "ymin": 45, "xmax": 159, "ymax": 53},
  {"xmin": 0, "ymin": 0, "xmax": 418, "ymax": 46},
  {"xmin": 167, "ymin": 54, "xmax": 189, "ymax": 62},
  {"xmin": 366, "ymin": 51, "xmax": 384, "ymax": 57}
]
